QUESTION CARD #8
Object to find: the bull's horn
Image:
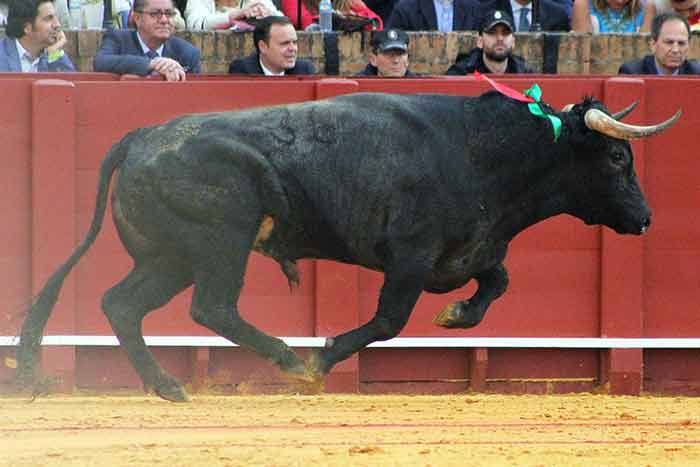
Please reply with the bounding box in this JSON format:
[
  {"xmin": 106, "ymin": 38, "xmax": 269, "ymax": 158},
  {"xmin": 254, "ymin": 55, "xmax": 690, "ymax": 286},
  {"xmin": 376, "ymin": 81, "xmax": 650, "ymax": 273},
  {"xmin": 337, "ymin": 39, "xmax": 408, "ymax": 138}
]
[
  {"xmin": 611, "ymin": 100, "xmax": 638, "ymax": 121},
  {"xmin": 584, "ymin": 108, "xmax": 682, "ymax": 140},
  {"xmin": 561, "ymin": 104, "xmax": 574, "ymax": 112}
]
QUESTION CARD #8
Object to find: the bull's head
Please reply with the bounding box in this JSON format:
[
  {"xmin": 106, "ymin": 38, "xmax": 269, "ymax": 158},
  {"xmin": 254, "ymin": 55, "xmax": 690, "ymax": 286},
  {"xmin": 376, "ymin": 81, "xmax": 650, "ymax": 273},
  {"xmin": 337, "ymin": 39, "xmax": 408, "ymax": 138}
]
[{"xmin": 560, "ymin": 99, "xmax": 681, "ymax": 235}]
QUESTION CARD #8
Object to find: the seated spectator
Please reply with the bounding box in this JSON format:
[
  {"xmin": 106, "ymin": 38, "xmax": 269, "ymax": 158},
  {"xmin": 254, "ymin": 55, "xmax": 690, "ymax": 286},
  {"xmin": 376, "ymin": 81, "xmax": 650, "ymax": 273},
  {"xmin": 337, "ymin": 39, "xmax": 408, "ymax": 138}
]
[
  {"xmin": 355, "ymin": 28, "xmax": 418, "ymax": 76},
  {"xmin": 387, "ymin": 0, "xmax": 481, "ymax": 31},
  {"xmin": 54, "ymin": 0, "xmax": 116, "ymax": 29},
  {"xmin": 480, "ymin": 0, "xmax": 571, "ymax": 31},
  {"xmin": 185, "ymin": 0, "xmax": 283, "ymax": 30},
  {"xmin": 283, "ymin": 0, "xmax": 382, "ymax": 30},
  {"xmin": 447, "ymin": 10, "xmax": 532, "ymax": 74},
  {"xmin": 641, "ymin": 0, "xmax": 699, "ymax": 31},
  {"xmin": 619, "ymin": 11, "xmax": 699, "ymax": 74},
  {"xmin": 0, "ymin": 0, "xmax": 75, "ymax": 72},
  {"xmin": 571, "ymin": 0, "xmax": 644, "ymax": 32},
  {"xmin": 94, "ymin": 0, "xmax": 200, "ymax": 80},
  {"xmin": 103, "ymin": 0, "xmax": 185, "ymax": 29},
  {"xmin": 228, "ymin": 15, "xmax": 316, "ymax": 75}
]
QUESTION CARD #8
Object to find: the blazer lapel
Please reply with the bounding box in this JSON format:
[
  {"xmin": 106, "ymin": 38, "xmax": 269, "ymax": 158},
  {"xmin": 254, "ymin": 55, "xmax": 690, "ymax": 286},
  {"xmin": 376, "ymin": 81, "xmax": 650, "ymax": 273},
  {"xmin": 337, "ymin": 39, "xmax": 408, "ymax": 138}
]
[
  {"xmin": 453, "ymin": 0, "xmax": 467, "ymax": 29},
  {"xmin": 418, "ymin": 0, "xmax": 438, "ymax": 29},
  {"xmin": 161, "ymin": 41, "xmax": 169, "ymax": 59},
  {"xmin": 4, "ymin": 37, "xmax": 22, "ymax": 72},
  {"xmin": 643, "ymin": 55, "xmax": 657, "ymax": 74},
  {"xmin": 131, "ymin": 30, "xmax": 147, "ymax": 55}
]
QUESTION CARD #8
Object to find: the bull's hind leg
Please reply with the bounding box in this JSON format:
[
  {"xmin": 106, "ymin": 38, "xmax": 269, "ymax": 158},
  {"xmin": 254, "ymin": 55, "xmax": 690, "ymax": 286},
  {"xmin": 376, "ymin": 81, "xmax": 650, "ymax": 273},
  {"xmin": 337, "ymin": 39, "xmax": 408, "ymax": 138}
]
[
  {"xmin": 101, "ymin": 256, "xmax": 193, "ymax": 402},
  {"xmin": 188, "ymin": 229, "xmax": 308, "ymax": 381}
]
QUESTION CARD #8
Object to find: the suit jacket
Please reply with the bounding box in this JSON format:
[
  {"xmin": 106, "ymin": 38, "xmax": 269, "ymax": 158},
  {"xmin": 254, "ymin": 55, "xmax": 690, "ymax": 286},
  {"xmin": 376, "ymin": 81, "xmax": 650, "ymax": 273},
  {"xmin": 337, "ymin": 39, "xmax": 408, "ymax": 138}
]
[
  {"xmin": 480, "ymin": 0, "xmax": 570, "ymax": 31},
  {"xmin": 354, "ymin": 63, "xmax": 419, "ymax": 76},
  {"xmin": 94, "ymin": 30, "xmax": 201, "ymax": 76},
  {"xmin": 387, "ymin": 0, "xmax": 482, "ymax": 31},
  {"xmin": 0, "ymin": 37, "xmax": 75, "ymax": 72},
  {"xmin": 619, "ymin": 54, "xmax": 700, "ymax": 75},
  {"xmin": 228, "ymin": 52, "xmax": 316, "ymax": 75}
]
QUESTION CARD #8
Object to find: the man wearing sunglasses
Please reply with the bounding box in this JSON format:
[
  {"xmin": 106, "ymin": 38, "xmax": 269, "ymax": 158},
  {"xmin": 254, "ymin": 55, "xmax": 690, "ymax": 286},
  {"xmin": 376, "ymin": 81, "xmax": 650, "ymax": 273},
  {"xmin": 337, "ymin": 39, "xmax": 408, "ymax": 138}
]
[{"xmin": 94, "ymin": 0, "xmax": 200, "ymax": 81}]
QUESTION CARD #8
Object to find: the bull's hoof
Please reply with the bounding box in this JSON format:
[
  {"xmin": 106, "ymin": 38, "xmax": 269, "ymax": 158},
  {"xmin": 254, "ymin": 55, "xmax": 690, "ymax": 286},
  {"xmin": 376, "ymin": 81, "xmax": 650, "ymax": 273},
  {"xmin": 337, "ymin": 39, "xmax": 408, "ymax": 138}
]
[
  {"xmin": 281, "ymin": 361, "xmax": 318, "ymax": 383},
  {"xmin": 279, "ymin": 349, "xmax": 318, "ymax": 383},
  {"xmin": 433, "ymin": 301, "xmax": 482, "ymax": 329},
  {"xmin": 153, "ymin": 377, "xmax": 190, "ymax": 403},
  {"xmin": 306, "ymin": 349, "xmax": 330, "ymax": 379}
]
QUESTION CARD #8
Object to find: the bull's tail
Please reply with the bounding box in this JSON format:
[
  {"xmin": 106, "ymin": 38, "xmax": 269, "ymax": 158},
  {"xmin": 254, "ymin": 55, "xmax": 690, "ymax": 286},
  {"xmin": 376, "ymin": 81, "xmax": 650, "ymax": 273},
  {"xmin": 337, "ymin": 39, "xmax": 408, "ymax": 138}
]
[{"xmin": 14, "ymin": 135, "xmax": 132, "ymax": 385}]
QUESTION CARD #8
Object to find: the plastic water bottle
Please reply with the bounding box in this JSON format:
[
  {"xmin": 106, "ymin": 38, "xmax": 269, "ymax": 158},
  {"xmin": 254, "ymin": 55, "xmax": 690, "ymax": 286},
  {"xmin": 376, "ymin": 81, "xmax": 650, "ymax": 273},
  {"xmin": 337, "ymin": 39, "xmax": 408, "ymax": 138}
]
[
  {"xmin": 69, "ymin": 0, "xmax": 82, "ymax": 29},
  {"xmin": 319, "ymin": 0, "xmax": 333, "ymax": 32}
]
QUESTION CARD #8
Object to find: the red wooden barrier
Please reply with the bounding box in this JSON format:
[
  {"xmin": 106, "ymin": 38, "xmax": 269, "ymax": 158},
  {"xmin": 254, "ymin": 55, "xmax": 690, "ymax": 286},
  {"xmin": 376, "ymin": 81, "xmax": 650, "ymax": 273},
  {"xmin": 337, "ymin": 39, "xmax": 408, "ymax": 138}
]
[{"xmin": 1, "ymin": 75, "xmax": 698, "ymax": 396}]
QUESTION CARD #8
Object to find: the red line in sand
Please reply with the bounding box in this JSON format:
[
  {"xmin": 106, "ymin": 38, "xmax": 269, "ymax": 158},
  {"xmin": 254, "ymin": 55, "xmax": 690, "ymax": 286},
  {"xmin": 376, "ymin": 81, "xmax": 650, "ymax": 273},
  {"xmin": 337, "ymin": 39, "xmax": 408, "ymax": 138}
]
[{"xmin": 2, "ymin": 420, "xmax": 697, "ymax": 433}]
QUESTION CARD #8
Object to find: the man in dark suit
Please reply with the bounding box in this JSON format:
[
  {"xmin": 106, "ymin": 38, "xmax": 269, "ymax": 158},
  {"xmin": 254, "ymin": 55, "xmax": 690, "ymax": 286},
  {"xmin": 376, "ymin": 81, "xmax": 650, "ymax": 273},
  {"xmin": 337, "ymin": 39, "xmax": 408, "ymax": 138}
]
[
  {"xmin": 386, "ymin": 0, "xmax": 482, "ymax": 31},
  {"xmin": 481, "ymin": 0, "xmax": 570, "ymax": 31},
  {"xmin": 364, "ymin": 0, "xmax": 398, "ymax": 25},
  {"xmin": 0, "ymin": 0, "xmax": 75, "ymax": 73},
  {"xmin": 229, "ymin": 16, "xmax": 315, "ymax": 76},
  {"xmin": 620, "ymin": 12, "xmax": 700, "ymax": 75},
  {"xmin": 447, "ymin": 10, "xmax": 532, "ymax": 74},
  {"xmin": 94, "ymin": 0, "xmax": 200, "ymax": 81}
]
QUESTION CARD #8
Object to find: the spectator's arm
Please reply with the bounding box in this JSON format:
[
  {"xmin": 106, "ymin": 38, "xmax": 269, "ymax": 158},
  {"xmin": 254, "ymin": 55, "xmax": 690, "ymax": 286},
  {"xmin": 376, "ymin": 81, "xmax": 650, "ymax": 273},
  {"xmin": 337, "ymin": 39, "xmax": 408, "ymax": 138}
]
[
  {"xmin": 94, "ymin": 31, "xmax": 151, "ymax": 75},
  {"xmin": 640, "ymin": 0, "xmax": 656, "ymax": 33},
  {"xmin": 172, "ymin": 7, "xmax": 187, "ymax": 30},
  {"xmin": 185, "ymin": 0, "xmax": 231, "ymax": 29},
  {"xmin": 571, "ymin": 0, "xmax": 592, "ymax": 33},
  {"xmin": 260, "ymin": 0, "xmax": 284, "ymax": 17},
  {"xmin": 186, "ymin": 48, "xmax": 201, "ymax": 74},
  {"xmin": 46, "ymin": 31, "xmax": 76, "ymax": 72}
]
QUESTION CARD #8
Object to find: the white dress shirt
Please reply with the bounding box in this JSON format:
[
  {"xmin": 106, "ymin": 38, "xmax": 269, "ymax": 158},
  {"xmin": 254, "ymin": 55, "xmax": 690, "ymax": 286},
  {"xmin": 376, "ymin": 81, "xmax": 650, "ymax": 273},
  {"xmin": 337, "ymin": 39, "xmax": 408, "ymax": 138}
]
[
  {"xmin": 510, "ymin": 0, "xmax": 532, "ymax": 31},
  {"xmin": 15, "ymin": 39, "xmax": 40, "ymax": 73}
]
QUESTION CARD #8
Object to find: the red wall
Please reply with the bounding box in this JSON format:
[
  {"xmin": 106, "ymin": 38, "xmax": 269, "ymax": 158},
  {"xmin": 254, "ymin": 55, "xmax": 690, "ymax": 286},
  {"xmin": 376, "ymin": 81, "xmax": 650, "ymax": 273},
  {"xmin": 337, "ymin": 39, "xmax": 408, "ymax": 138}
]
[{"xmin": 1, "ymin": 75, "xmax": 698, "ymax": 396}]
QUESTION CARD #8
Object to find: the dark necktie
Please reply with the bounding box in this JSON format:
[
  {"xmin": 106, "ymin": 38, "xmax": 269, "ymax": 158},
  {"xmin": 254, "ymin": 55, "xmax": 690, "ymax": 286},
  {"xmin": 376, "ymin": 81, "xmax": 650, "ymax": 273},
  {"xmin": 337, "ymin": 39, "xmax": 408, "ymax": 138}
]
[
  {"xmin": 145, "ymin": 50, "xmax": 158, "ymax": 59},
  {"xmin": 519, "ymin": 7, "xmax": 530, "ymax": 32}
]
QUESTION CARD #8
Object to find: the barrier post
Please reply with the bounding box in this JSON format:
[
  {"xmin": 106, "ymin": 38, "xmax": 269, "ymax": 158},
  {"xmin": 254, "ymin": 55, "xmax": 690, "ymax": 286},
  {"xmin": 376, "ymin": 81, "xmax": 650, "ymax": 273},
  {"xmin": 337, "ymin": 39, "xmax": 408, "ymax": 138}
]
[
  {"xmin": 32, "ymin": 80, "xmax": 78, "ymax": 392},
  {"xmin": 599, "ymin": 77, "xmax": 646, "ymax": 395}
]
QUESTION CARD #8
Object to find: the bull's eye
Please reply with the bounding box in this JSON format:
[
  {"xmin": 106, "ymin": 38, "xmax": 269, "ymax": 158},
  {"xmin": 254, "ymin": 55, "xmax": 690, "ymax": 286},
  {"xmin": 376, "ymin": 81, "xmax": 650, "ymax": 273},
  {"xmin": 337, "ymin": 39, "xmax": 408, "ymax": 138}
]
[{"xmin": 611, "ymin": 152, "xmax": 625, "ymax": 165}]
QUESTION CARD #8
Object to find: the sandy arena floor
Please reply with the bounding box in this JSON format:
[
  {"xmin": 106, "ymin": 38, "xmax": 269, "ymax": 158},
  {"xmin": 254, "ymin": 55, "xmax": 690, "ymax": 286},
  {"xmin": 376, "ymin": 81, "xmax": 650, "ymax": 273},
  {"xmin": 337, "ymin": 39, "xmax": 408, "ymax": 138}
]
[{"xmin": 2, "ymin": 392, "xmax": 700, "ymax": 466}]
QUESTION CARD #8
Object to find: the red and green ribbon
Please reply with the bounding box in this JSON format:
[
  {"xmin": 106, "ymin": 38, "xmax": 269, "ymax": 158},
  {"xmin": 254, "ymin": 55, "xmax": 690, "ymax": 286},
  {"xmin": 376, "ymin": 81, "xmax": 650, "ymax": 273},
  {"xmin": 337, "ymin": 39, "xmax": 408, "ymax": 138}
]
[{"xmin": 474, "ymin": 71, "xmax": 562, "ymax": 142}]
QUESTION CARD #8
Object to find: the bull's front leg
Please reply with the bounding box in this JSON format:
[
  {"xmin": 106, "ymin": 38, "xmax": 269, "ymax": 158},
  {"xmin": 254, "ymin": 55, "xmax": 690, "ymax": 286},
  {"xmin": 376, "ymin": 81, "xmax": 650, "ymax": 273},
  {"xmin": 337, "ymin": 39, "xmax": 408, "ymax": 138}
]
[
  {"xmin": 433, "ymin": 263, "xmax": 509, "ymax": 328},
  {"xmin": 306, "ymin": 261, "xmax": 430, "ymax": 378}
]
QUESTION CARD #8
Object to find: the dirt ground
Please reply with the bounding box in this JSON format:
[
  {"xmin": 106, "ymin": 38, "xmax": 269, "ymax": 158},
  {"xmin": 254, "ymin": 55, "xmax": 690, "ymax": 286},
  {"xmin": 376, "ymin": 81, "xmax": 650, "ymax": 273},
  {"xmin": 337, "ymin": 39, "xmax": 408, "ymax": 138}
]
[{"xmin": 2, "ymin": 391, "xmax": 700, "ymax": 466}]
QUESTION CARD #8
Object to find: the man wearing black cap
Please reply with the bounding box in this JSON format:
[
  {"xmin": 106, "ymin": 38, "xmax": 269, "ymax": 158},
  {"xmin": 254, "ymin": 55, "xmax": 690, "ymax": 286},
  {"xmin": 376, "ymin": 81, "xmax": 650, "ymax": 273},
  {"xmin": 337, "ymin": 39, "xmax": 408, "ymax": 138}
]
[
  {"xmin": 355, "ymin": 28, "xmax": 417, "ymax": 77},
  {"xmin": 446, "ymin": 10, "xmax": 532, "ymax": 75}
]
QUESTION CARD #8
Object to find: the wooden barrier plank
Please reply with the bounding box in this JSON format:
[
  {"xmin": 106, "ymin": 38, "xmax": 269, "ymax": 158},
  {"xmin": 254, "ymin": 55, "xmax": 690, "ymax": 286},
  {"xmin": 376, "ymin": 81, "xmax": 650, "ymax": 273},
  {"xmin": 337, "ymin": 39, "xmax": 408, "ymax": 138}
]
[
  {"xmin": 598, "ymin": 77, "xmax": 647, "ymax": 395},
  {"xmin": 32, "ymin": 79, "xmax": 78, "ymax": 391}
]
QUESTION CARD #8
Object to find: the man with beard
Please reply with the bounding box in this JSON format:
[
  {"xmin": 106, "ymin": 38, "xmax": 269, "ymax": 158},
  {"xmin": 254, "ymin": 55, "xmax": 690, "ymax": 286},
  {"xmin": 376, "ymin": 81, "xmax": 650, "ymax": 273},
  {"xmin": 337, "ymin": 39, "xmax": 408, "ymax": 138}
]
[
  {"xmin": 620, "ymin": 12, "xmax": 700, "ymax": 74},
  {"xmin": 94, "ymin": 0, "xmax": 201, "ymax": 81},
  {"xmin": 355, "ymin": 28, "xmax": 418, "ymax": 77},
  {"xmin": 0, "ymin": 0, "xmax": 75, "ymax": 72},
  {"xmin": 228, "ymin": 16, "xmax": 315, "ymax": 75},
  {"xmin": 446, "ymin": 10, "xmax": 532, "ymax": 75}
]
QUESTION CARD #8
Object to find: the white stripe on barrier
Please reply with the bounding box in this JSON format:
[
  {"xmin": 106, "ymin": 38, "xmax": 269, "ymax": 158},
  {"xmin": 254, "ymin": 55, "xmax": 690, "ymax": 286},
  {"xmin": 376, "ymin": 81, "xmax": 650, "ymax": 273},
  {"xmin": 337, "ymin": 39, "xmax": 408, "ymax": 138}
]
[{"xmin": 1, "ymin": 336, "xmax": 700, "ymax": 348}]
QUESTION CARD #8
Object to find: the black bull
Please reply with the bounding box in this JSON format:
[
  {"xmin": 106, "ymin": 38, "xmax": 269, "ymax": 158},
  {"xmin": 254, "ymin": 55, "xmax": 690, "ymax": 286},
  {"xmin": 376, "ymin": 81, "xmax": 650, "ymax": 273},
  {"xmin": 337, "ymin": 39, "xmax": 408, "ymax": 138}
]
[{"xmin": 15, "ymin": 91, "xmax": 680, "ymax": 401}]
